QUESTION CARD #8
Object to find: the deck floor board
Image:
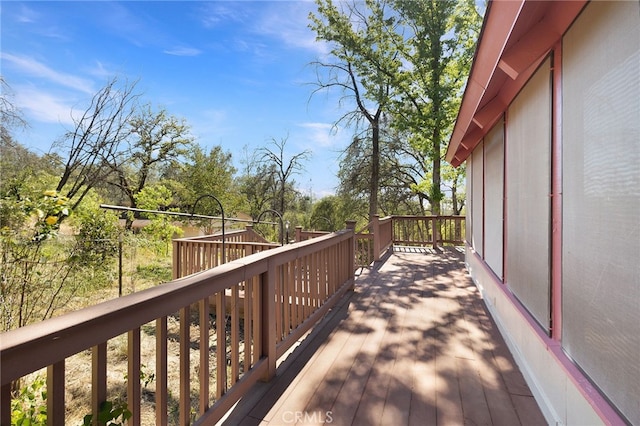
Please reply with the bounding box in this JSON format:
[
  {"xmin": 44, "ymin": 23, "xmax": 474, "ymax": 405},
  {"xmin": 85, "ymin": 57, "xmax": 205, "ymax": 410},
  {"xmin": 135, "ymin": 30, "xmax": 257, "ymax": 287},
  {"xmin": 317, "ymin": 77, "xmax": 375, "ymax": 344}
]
[{"xmin": 221, "ymin": 248, "xmax": 546, "ymax": 426}]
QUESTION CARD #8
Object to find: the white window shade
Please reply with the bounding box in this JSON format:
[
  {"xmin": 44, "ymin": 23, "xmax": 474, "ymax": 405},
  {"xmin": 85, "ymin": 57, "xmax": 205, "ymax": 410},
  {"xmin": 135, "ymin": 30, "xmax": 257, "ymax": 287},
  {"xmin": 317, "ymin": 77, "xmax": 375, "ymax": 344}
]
[
  {"xmin": 471, "ymin": 144, "xmax": 484, "ymax": 256},
  {"xmin": 484, "ymin": 120, "xmax": 504, "ymax": 279},
  {"xmin": 466, "ymin": 159, "xmax": 472, "ymax": 244},
  {"xmin": 505, "ymin": 57, "xmax": 551, "ymax": 331},
  {"xmin": 562, "ymin": 1, "xmax": 640, "ymax": 423}
]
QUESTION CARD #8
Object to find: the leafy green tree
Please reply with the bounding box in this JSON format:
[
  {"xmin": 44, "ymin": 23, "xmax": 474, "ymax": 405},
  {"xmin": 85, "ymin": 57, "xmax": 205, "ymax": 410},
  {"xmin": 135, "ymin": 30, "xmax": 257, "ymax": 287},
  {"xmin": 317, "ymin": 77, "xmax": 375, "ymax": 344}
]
[
  {"xmin": 310, "ymin": 0, "xmax": 481, "ymax": 216},
  {"xmin": 1, "ymin": 139, "xmax": 121, "ymax": 331},
  {"xmin": 106, "ymin": 105, "xmax": 193, "ymax": 227},
  {"xmin": 309, "ymin": 0, "xmax": 401, "ymax": 221},
  {"xmin": 168, "ymin": 145, "xmax": 248, "ymax": 227},
  {"xmin": 387, "ymin": 0, "xmax": 482, "ymax": 214},
  {"xmin": 134, "ymin": 184, "xmax": 183, "ymax": 255},
  {"xmin": 70, "ymin": 191, "xmax": 121, "ymax": 265},
  {"xmin": 310, "ymin": 195, "xmax": 352, "ymax": 231},
  {"xmin": 1, "ymin": 188, "xmax": 70, "ymax": 330}
]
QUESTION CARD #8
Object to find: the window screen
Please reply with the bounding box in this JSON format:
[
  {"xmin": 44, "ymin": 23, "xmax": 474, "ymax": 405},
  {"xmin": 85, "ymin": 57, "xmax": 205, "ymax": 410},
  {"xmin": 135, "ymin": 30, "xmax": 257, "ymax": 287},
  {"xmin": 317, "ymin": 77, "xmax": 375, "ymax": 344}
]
[
  {"xmin": 466, "ymin": 159, "xmax": 472, "ymax": 244},
  {"xmin": 484, "ymin": 120, "xmax": 504, "ymax": 279},
  {"xmin": 562, "ymin": 1, "xmax": 640, "ymax": 423},
  {"xmin": 505, "ymin": 58, "xmax": 551, "ymax": 331},
  {"xmin": 471, "ymin": 144, "xmax": 484, "ymax": 256}
]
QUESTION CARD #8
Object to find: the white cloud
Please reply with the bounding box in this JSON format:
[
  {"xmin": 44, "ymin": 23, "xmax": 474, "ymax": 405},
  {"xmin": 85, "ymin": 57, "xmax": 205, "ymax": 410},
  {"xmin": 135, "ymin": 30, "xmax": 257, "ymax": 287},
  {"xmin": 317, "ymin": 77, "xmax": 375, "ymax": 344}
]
[
  {"xmin": 1, "ymin": 53, "xmax": 95, "ymax": 94},
  {"xmin": 85, "ymin": 61, "xmax": 117, "ymax": 79},
  {"xmin": 188, "ymin": 108, "xmax": 236, "ymax": 144},
  {"xmin": 255, "ymin": 2, "xmax": 329, "ymax": 56},
  {"xmin": 198, "ymin": 3, "xmax": 250, "ymax": 28},
  {"xmin": 13, "ymin": 85, "xmax": 76, "ymax": 125},
  {"xmin": 16, "ymin": 4, "xmax": 38, "ymax": 23},
  {"xmin": 298, "ymin": 122, "xmax": 343, "ymax": 148},
  {"xmin": 163, "ymin": 46, "xmax": 202, "ymax": 57}
]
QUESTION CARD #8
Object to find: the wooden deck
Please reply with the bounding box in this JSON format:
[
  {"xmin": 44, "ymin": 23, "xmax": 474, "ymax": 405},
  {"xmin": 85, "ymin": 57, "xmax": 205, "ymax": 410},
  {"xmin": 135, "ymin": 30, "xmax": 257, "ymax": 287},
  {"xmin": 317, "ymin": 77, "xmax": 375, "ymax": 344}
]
[{"xmin": 220, "ymin": 247, "xmax": 546, "ymax": 426}]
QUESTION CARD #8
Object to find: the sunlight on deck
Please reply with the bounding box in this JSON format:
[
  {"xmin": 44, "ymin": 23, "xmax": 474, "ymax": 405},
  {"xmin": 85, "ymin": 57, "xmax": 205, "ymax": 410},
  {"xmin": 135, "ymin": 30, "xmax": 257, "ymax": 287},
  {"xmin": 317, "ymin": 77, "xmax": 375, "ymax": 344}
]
[{"xmin": 221, "ymin": 248, "xmax": 546, "ymax": 426}]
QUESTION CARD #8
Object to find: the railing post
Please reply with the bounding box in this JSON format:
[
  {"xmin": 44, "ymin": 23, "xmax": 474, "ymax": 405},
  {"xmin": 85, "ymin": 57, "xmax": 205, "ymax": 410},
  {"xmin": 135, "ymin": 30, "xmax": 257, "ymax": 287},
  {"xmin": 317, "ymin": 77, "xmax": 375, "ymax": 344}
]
[
  {"xmin": 296, "ymin": 225, "xmax": 302, "ymax": 243},
  {"xmin": 172, "ymin": 239, "xmax": 180, "ymax": 280},
  {"xmin": 245, "ymin": 224, "xmax": 254, "ymax": 242},
  {"xmin": 346, "ymin": 220, "xmax": 357, "ymax": 282},
  {"xmin": 371, "ymin": 214, "xmax": 381, "ymax": 261},
  {"xmin": 432, "ymin": 216, "xmax": 438, "ymax": 249},
  {"xmin": 261, "ymin": 259, "xmax": 277, "ymax": 381}
]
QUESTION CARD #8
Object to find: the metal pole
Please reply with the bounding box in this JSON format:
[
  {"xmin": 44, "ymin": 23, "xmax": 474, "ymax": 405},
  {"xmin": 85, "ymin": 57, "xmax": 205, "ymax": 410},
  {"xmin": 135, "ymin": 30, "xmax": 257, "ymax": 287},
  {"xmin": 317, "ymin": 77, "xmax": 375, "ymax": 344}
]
[
  {"xmin": 118, "ymin": 234, "xmax": 123, "ymax": 297},
  {"xmin": 99, "ymin": 204, "xmax": 276, "ymax": 225},
  {"xmin": 255, "ymin": 209, "xmax": 284, "ymax": 245}
]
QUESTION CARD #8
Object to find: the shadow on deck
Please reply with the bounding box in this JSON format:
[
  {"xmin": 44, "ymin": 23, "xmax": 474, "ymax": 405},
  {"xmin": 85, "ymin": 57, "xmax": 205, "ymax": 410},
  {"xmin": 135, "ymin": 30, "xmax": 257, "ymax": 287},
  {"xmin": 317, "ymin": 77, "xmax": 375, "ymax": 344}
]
[{"xmin": 220, "ymin": 247, "xmax": 546, "ymax": 426}]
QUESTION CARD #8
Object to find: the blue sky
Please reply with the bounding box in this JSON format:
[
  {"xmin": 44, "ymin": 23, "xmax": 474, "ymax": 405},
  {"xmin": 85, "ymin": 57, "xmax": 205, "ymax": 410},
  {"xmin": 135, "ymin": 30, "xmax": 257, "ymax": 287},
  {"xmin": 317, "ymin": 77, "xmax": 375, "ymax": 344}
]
[{"xmin": 1, "ymin": 1, "xmax": 351, "ymax": 198}]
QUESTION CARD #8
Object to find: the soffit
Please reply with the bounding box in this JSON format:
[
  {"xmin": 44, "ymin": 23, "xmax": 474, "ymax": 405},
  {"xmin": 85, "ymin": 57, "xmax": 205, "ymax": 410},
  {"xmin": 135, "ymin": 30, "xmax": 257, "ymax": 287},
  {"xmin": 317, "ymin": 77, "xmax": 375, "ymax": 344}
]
[{"xmin": 446, "ymin": 0, "xmax": 588, "ymax": 167}]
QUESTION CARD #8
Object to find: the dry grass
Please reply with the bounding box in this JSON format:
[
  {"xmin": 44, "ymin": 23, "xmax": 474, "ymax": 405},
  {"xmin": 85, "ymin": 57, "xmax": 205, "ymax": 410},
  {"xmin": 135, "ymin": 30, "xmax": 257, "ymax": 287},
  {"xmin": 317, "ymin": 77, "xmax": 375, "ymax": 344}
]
[
  {"xmin": 14, "ymin": 243, "xmax": 256, "ymax": 424},
  {"xmin": 14, "ymin": 246, "xmax": 192, "ymax": 424},
  {"xmin": 59, "ymin": 311, "xmax": 235, "ymax": 425}
]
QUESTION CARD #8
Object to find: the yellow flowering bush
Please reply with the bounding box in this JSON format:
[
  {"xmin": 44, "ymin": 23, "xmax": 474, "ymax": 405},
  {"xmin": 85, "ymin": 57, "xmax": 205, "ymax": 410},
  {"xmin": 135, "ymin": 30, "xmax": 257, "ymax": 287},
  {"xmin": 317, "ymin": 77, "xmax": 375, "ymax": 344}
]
[{"xmin": 32, "ymin": 190, "xmax": 70, "ymax": 241}]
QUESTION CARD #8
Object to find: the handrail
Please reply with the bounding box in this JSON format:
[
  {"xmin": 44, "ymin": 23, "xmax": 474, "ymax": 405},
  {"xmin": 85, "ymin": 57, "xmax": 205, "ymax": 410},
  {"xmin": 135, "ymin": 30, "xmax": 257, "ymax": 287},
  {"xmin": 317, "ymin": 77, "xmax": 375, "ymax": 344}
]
[
  {"xmin": 0, "ymin": 228, "xmax": 356, "ymax": 425},
  {"xmin": 297, "ymin": 215, "xmax": 466, "ymax": 268},
  {"xmin": 350, "ymin": 215, "xmax": 465, "ymax": 268}
]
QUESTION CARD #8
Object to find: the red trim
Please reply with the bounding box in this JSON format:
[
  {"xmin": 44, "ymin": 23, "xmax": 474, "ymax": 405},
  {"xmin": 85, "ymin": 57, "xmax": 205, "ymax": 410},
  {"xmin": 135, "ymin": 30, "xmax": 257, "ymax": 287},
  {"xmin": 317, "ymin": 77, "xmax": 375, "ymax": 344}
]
[
  {"xmin": 502, "ymin": 110, "xmax": 508, "ymax": 284},
  {"xmin": 447, "ymin": 0, "xmax": 588, "ymax": 167}
]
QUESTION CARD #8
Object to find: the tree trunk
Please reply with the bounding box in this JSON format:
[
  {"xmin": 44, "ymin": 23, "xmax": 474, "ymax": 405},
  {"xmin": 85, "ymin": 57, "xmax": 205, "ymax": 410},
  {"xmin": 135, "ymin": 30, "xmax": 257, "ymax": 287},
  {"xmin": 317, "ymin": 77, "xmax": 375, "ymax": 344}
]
[{"xmin": 369, "ymin": 122, "xmax": 380, "ymax": 222}]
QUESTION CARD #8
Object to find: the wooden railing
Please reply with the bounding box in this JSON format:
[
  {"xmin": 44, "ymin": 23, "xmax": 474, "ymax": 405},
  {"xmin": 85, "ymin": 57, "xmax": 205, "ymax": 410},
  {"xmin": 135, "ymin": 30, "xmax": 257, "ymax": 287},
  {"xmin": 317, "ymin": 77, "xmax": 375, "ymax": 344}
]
[
  {"xmin": 173, "ymin": 238, "xmax": 279, "ymax": 278},
  {"xmin": 350, "ymin": 215, "xmax": 465, "ymax": 268},
  {"xmin": 295, "ymin": 227, "xmax": 330, "ymax": 242},
  {"xmin": 392, "ymin": 215, "xmax": 465, "ymax": 247},
  {"xmin": 0, "ymin": 226, "xmax": 356, "ymax": 425},
  {"xmin": 190, "ymin": 225, "xmax": 271, "ymax": 244}
]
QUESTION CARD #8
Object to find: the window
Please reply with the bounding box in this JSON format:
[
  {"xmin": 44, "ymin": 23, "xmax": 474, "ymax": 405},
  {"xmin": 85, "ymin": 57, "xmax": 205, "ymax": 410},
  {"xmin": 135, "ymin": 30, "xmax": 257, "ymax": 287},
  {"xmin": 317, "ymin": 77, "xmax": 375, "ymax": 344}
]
[
  {"xmin": 562, "ymin": 2, "xmax": 640, "ymax": 423},
  {"xmin": 505, "ymin": 58, "xmax": 552, "ymax": 331}
]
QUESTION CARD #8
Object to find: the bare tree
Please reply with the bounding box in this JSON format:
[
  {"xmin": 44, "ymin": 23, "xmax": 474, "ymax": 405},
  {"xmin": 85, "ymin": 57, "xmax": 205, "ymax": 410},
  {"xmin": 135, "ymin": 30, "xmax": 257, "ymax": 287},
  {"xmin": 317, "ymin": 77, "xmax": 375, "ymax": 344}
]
[
  {"xmin": 0, "ymin": 77, "xmax": 28, "ymax": 134},
  {"xmin": 53, "ymin": 77, "xmax": 141, "ymax": 210},
  {"xmin": 258, "ymin": 136, "xmax": 310, "ymax": 217}
]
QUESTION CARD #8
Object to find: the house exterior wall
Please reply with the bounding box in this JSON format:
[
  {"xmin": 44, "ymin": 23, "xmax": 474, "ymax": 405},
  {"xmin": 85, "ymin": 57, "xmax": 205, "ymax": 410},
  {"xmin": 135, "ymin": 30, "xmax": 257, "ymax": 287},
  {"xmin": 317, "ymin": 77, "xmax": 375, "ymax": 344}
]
[{"xmin": 464, "ymin": 1, "xmax": 639, "ymax": 424}]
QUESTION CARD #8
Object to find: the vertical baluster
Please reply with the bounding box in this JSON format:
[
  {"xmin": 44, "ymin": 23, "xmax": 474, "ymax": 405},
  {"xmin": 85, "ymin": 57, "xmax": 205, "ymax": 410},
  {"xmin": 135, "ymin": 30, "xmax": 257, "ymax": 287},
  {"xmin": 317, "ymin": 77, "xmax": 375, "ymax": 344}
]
[
  {"xmin": 261, "ymin": 262, "xmax": 277, "ymax": 381},
  {"xmin": 92, "ymin": 343, "xmax": 107, "ymax": 423},
  {"xmin": 244, "ymin": 278, "xmax": 252, "ymax": 372},
  {"xmin": 128, "ymin": 328, "xmax": 141, "ymax": 426},
  {"xmin": 216, "ymin": 291, "xmax": 226, "ymax": 399},
  {"xmin": 47, "ymin": 360, "xmax": 65, "ymax": 425},
  {"xmin": 289, "ymin": 258, "xmax": 296, "ymax": 327},
  {"xmin": 231, "ymin": 284, "xmax": 240, "ymax": 385},
  {"xmin": 309, "ymin": 254, "xmax": 318, "ymax": 310},
  {"xmin": 302, "ymin": 257, "xmax": 307, "ymax": 324},
  {"xmin": 179, "ymin": 307, "xmax": 190, "ymax": 426},
  {"xmin": 252, "ymin": 277, "xmax": 261, "ymax": 367},
  {"xmin": 199, "ymin": 299, "xmax": 210, "ymax": 414},
  {"xmin": 274, "ymin": 265, "xmax": 282, "ymax": 343},
  {"xmin": 1, "ymin": 383, "xmax": 10, "ymax": 425},
  {"xmin": 156, "ymin": 316, "xmax": 168, "ymax": 426}
]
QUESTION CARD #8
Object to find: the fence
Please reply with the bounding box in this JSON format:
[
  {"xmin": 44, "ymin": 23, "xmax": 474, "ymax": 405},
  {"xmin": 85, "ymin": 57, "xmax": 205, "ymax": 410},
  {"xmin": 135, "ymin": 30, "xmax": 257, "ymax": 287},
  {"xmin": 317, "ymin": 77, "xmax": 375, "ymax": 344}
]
[
  {"xmin": 352, "ymin": 215, "xmax": 466, "ymax": 268},
  {"xmin": 0, "ymin": 225, "xmax": 356, "ymax": 425}
]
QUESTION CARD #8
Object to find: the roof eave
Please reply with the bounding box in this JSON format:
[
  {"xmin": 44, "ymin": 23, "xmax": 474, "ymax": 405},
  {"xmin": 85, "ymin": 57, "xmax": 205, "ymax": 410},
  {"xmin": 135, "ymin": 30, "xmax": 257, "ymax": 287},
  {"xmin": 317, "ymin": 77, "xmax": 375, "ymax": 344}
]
[{"xmin": 446, "ymin": 0, "xmax": 588, "ymax": 167}]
